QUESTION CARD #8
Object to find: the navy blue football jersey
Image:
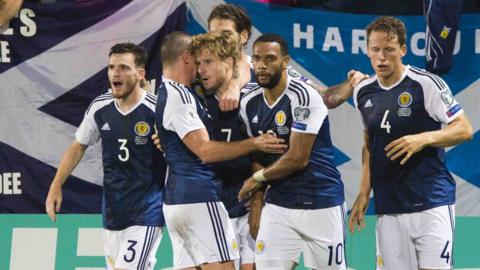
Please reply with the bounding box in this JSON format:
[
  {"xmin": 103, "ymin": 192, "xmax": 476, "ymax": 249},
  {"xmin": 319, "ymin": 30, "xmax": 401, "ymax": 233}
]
[
  {"xmin": 199, "ymin": 83, "xmax": 258, "ymax": 218},
  {"xmin": 239, "ymin": 75, "xmax": 345, "ymax": 209},
  {"xmin": 76, "ymin": 91, "xmax": 166, "ymax": 230},
  {"xmin": 354, "ymin": 65, "xmax": 463, "ymax": 214},
  {"xmin": 156, "ymin": 77, "xmax": 222, "ymax": 205}
]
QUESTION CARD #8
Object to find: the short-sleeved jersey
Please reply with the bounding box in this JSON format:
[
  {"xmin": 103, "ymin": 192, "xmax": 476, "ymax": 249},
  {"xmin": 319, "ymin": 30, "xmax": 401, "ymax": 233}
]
[
  {"xmin": 239, "ymin": 75, "xmax": 345, "ymax": 209},
  {"xmin": 354, "ymin": 65, "xmax": 463, "ymax": 214},
  {"xmin": 76, "ymin": 91, "xmax": 165, "ymax": 230},
  {"xmin": 156, "ymin": 78, "xmax": 221, "ymax": 205}
]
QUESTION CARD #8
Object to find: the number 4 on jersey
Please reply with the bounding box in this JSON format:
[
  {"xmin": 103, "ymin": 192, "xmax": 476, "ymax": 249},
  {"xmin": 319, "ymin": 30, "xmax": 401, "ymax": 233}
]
[{"xmin": 381, "ymin": 110, "xmax": 391, "ymax": 134}]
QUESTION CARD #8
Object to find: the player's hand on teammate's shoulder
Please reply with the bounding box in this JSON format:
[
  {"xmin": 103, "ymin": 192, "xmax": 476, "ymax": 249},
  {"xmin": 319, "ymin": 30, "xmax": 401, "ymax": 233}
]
[
  {"xmin": 347, "ymin": 70, "xmax": 369, "ymax": 89},
  {"xmin": 253, "ymin": 133, "xmax": 288, "ymax": 153},
  {"xmin": 348, "ymin": 193, "xmax": 369, "ymax": 233},
  {"xmin": 219, "ymin": 83, "xmax": 240, "ymax": 112},
  {"xmin": 45, "ymin": 185, "xmax": 63, "ymax": 222}
]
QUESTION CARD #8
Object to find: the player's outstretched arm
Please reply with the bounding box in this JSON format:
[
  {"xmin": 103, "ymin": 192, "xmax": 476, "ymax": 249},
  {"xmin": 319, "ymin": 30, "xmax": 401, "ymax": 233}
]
[
  {"xmin": 320, "ymin": 70, "xmax": 369, "ymax": 109},
  {"xmin": 385, "ymin": 113, "xmax": 473, "ymax": 165},
  {"xmin": 349, "ymin": 131, "xmax": 372, "ymax": 233},
  {"xmin": 182, "ymin": 128, "xmax": 287, "ymax": 164},
  {"xmin": 238, "ymin": 131, "xmax": 316, "ymax": 201},
  {"xmin": 45, "ymin": 140, "xmax": 87, "ymax": 222}
]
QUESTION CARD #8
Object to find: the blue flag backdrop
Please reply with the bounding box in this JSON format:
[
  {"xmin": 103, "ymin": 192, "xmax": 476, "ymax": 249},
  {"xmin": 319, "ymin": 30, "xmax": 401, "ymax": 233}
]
[
  {"xmin": 0, "ymin": 0, "xmax": 187, "ymax": 213},
  {"xmin": 1, "ymin": 0, "xmax": 478, "ymax": 216}
]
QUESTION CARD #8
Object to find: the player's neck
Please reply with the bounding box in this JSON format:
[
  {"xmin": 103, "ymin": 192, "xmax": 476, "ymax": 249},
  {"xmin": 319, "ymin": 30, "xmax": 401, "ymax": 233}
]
[
  {"xmin": 264, "ymin": 70, "xmax": 288, "ymax": 106},
  {"xmin": 163, "ymin": 66, "xmax": 192, "ymax": 88},
  {"xmin": 116, "ymin": 86, "xmax": 143, "ymax": 113},
  {"xmin": 378, "ymin": 64, "xmax": 406, "ymax": 88}
]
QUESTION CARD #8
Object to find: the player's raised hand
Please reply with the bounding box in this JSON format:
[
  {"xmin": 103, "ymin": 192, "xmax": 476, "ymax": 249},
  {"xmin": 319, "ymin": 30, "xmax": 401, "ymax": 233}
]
[
  {"xmin": 45, "ymin": 185, "xmax": 63, "ymax": 222},
  {"xmin": 254, "ymin": 133, "xmax": 288, "ymax": 153},
  {"xmin": 385, "ymin": 133, "xmax": 427, "ymax": 165},
  {"xmin": 348, "ymin": 193, "xmax": 369, "ymax": 233},
  {"xmin": 347, "ymin": 70, "xmax": 369, "ymax": 88},
  {"xmin": 238, "ymin": 178, "xmax": 263, "ymax": 202}
]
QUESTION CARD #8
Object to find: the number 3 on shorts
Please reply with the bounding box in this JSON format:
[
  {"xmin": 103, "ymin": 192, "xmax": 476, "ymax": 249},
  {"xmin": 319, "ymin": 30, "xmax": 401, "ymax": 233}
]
[{"xmin": 124, "ymin": 240, "xmax": 137, "ymax": 262}]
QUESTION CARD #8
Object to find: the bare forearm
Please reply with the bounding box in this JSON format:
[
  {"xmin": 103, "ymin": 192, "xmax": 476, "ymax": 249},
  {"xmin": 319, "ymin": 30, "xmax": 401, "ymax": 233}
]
[
  {"xmin": 321, "ymin": 81, "xmax": 353, "ymax": 109},
  {"xmin": 199, "ymin": 138, "xmax": 255, "ymax": 163},
  {"xmin": 359, "ymin": 143, "xmax": 372, "ymax": 197},
  {"xmin": 51, "ymin": 142, "xmax": 86, "ymax": 188},
  {"xmin": 423, "ymin": 115, "xmax": 473, "ymax": 148},
  {"xmin": 263, "ymin": 152, "xmax": 305, "ymax": 181}
]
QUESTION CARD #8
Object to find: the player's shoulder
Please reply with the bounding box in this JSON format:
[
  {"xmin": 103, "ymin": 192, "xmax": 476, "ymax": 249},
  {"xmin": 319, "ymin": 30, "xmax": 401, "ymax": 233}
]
[
  {"xmin": 406, "ymin": 65, "xmax": 448, "ymax": 91},
  {"xmin": 141, "ymin": 90, "xmax": 157, "ymax": 112},
  {"xmin": 240, "ymin": 83, "xmax": 262, "ymax": 106},
  {"xmin": 164, "ymin": 79, "xmax": 195, "ymax": 105},
  {"xmin": 85, "ymin": 92, "xmax": 114, "ymax": 115},
  {"xmin": 353, "ymin": 74, "xmax": 377, "ymax": 100},
  {"xmin": 286, "ymin": 77, "xmax": 318, "ymax": 107}
]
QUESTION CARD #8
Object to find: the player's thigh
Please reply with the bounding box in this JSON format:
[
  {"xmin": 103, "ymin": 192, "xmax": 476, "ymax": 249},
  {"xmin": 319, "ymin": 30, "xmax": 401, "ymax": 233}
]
[
  {"xmin": 255, "ymin": 204, "xmax": 303, "ymax": 265},
  {"xmin": 415, "ymin": 205, "xmax": 455, "ymax": 270},
  {"xmin": 105, "ymin": 225, "xmax": 163, "ymax": 270},
  {"xmin": 231, "ymin": 214, "xmax": 255, "ymax": 266},
  {"xmin": 164, "ymin": 202, "xmax": 239, "ymax": 268},
  {"xmin": 376, "ymin": 214, "xmax": 417, "ymax": 270},
  {"xmin": 300, "ymin": 203, "xmax": 347, "ymax": 270}
]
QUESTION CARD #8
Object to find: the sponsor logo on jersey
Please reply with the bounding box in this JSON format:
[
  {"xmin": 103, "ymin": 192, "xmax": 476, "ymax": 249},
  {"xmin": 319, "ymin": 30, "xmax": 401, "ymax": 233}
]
[
  {"xmin": 294, "ymin": 107, "xmax": 310, "ymax": 122},
  {"xmin": 376, "ymin": 255, "xmax": 384, "ymax": 269},
  {"xmin": 292, "ymin": 122, "xmax": 307, "ymax": 131},
  {"xmin": 275, "ymin": 110, "xmax": 287, "ymax": 126},
  {"xmin": 441, "ymin": 89, "xmax": 454, "ymax": 106},
  {"xmin": 101, "ymin": 122, "xmax": 111, "ymax": 131},
  {"xmin": 252, "ymin": 115, "xmax": 259, "ymax": 123},
  {"xmin": 256, "ymin": 240, "xmax": 265, "ymax": 254},
  {"xmin": 364, "ymin": 99, "xmax": 373, "ymax": 108},
  {"xmin": 446, "ymin": 104, "xmax": 462, "ymax": 117},
  {"xmin": 134, "ymin": 121, "xmax": 150, "ymax": 136},
  {"xmin": 398, "ymin": 92, "xmax": 413, "ymax": 108}
]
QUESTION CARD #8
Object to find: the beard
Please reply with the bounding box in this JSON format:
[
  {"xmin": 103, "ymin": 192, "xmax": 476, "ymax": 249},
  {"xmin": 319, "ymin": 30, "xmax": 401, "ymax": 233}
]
[
  {"xmin": 111, "ymin": 78, "xmax": 138, "ymax": 99},
  {"xmin": 255, "ymin": 68, "xmax": 283, "ymax": 89}
]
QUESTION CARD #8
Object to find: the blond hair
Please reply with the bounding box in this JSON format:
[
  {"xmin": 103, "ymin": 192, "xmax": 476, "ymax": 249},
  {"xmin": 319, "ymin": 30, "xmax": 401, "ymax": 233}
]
[{"xmin": 191, "ymin": 31, "xmax": 239, "ymax": 78}]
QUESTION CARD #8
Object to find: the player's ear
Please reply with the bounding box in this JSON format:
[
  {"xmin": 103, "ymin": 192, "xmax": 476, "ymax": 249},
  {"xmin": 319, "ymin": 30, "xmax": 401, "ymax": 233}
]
[
  {"xmin": 282, "ymin": 55, "xmax": 290, "ymax": 68},
  {"xmin": 400, "ymin": 44, "xmax": 407, "ymax": 57},
  {"xmin": 182, "ymin": 50, "xmax": 192, "ymax": 65},
  {"xmin": 240, "ymin": 30, "xmax": 248, "ymax": 48},
  {"xmin": 137, "ymin": 67, "xmax": 146, "ymax": 80}
]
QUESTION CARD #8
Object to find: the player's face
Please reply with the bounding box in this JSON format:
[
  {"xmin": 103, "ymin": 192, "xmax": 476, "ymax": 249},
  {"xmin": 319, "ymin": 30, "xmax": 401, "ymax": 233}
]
[
  {"xmin": 209, "ymin": 18, "xmax": 246, "ymax": 50},
  {"xmin": 252, "ymin": 41, "xmax": 287, "ymax": 89},
  {"xmin": 196, "ymin": 48, "xmax": 230, "ymax": 92},
  {"xmin": 108, "ymin": 53, "xmax": 144, "ymax": 99},
  {"xmin": 367, "ymin": 31, "xmax": 406, "ymax": 82}
]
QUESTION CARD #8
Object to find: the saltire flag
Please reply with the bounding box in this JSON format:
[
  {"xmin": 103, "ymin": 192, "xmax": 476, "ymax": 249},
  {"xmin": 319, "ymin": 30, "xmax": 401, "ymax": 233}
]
[
  {"xmin": 424, "ymin": 0, "xmax": 464, "ymax": 74},
  {"xmin": 0, "ymin": 0, "xmax": 187, "ymax": 213}
]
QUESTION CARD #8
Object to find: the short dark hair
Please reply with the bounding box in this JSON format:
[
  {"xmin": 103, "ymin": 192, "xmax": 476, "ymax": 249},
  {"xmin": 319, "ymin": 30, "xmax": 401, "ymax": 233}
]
[
  {"xmin": 109, "ymin": 43, "xmax": 147, "ymax": 68},
  {"xmin": 208, "ymin": 4, "xmax": 252, "ymax": 46},
  {"xmin": 253, "ymin": 33, "xmax": 289, "ymax": 56},
  {"xmin": 160, "ymin": 31, "xmax": 192, "ymax": 66},
  {"xmin": 367, "ymin": 16, "xmax": 407, "ymax": 47}
]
